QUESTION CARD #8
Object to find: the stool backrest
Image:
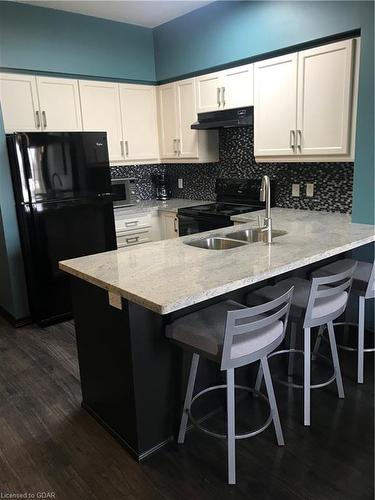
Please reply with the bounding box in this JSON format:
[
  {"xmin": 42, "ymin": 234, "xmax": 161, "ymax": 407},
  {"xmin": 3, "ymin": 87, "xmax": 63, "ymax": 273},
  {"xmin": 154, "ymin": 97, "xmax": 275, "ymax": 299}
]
[
  {"xmin": 221, "ymin": 287, "xmax": 294, "ymax": 370},
  {"xmin": 304, "ymin": 262, "xmax": 357, "ymax": 328},
  {"xmin": 365, "ymin": 263, "xmax": 375, "ymax": 299}
]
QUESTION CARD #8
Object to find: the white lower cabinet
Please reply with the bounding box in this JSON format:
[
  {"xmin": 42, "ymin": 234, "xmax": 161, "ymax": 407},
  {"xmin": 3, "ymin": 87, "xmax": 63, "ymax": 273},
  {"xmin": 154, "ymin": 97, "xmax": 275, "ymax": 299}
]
[
  {"xmin": 161, "ymin": 211, "xmax": 179, "ymax": 239},
  {"xmin": 114, "ymin": 208, "xmax": 162, "ymax": 248}
]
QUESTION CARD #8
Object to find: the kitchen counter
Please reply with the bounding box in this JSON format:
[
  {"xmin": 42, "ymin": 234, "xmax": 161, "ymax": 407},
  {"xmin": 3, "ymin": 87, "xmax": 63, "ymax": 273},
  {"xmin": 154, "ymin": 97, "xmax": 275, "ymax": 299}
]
[
  {"xmin": 60, "ymin": 208, "xmax": 374, "ymax": 315},
  {"xmin": 60, "ymin": 207, "xmax": 374, "ymax": 461},
  {"xmin": 114, "ymin": 198, "xmax": 212, "ymax": 215}
]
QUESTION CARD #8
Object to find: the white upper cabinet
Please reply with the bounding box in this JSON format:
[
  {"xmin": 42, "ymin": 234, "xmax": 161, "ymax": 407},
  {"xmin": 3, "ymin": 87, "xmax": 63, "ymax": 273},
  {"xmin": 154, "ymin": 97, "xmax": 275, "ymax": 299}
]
[
  {"xmin": 119, "ymin": 84, "xmax": 159, "ymax": 161},
  {"xmin": 79, "ymin": 80, "xmax": 123, "ymax": 162},
  {"xmin": 176, "ymin": 78, "xmax": 199, "ymax": 158},
  {"xmin": 220, "ymin": 64, "xmax": 254, "ymax": 109},
  {"xmin": 296, "ymin": 39, "xmax": 354, "ymax": 156},
  {"xmin": 254, "ymin": 38, "xmax": 358, "ymax": 161},
  {"xmin": 195, "ymin": 64, "xmax": 254, "ymax": 113},
  {"xmin": 195, "ymin": 71, "xmax": 222, "ymax": 113},
  {"xmin": 158, "ymin": 78, "xmax": 218, "ymax": 162},
  {"xmin": 254, "ymin": 53, "xmax": 298, "ymax": 156},
  {"xmin": 0, "ymin": 73, "xmax": 40, "ymax": 132},
  {"xmin": 158, "ymin": 83, "xmax": 178, "ymax": 159},
  {"xmin": 36, "ymin": 76, "xmax": 82, "ymax": 131}
]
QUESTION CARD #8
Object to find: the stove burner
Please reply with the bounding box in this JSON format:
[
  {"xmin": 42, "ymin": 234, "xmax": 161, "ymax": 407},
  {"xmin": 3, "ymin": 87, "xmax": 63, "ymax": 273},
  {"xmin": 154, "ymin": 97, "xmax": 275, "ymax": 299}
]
[{"xmin": 188, "ymin": 203, "xmax": 261, "ymax": 216}]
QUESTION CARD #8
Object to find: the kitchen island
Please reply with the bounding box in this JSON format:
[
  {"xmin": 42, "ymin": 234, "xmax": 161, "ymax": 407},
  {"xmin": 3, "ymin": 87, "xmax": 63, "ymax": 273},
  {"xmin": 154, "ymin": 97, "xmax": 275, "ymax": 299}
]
[{"xmin": 60, "ymin": 208, "xmax": 374, "ymax": 460}]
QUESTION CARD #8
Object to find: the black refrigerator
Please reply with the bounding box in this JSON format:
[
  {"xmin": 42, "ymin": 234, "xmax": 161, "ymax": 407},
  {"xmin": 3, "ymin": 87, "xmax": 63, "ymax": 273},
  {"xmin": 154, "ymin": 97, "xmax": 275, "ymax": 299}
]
[{"xmin": 6, "ymin": 131, "xmax": 117, "ymax": 326}]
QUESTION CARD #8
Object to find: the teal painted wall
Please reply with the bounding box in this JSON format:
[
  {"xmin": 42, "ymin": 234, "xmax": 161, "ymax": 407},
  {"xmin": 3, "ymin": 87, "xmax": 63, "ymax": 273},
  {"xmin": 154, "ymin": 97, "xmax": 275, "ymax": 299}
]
[
  {"xmin": 0, "ymin": 1, "xmax": 155, "ymax": 82},
  {"xmin": 154, "ymin": 1, "xmax": 374, "ymax": 225},
  {"xmin": 0, "ymin": 106, "xmax": 29, "ymax": 319}
]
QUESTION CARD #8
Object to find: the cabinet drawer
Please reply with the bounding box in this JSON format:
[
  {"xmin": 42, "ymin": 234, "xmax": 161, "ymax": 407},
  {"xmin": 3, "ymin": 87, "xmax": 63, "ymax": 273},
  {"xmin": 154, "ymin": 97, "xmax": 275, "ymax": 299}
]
[
  {"xmin": 115, "ymin": 213, "xmax": 151, "ymax": 232},
  {"xmin": 117, "ymin": 229, "xmax": 152, "ymax": 248}
]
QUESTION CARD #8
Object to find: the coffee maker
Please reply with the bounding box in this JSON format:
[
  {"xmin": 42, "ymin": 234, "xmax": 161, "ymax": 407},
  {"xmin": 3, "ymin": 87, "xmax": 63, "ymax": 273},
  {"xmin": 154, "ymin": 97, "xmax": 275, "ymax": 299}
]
[{"xmin": 153, "ymin": 173, "xmax": 170, "ymax": 201}]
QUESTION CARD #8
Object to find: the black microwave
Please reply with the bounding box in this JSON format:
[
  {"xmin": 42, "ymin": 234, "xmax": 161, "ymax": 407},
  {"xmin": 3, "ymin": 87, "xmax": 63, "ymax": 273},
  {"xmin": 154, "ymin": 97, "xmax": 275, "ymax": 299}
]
[{"xmin": 111, "ymin": 177, "xmax": 137, "ymax": 207}]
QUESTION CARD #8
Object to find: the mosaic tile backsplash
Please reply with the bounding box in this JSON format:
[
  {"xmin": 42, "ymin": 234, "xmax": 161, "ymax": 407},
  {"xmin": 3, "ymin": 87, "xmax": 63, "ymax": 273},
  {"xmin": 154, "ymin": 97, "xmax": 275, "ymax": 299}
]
[{"xmin": 111, "ymin": 127, "xmax": 354, "ymax": 213}]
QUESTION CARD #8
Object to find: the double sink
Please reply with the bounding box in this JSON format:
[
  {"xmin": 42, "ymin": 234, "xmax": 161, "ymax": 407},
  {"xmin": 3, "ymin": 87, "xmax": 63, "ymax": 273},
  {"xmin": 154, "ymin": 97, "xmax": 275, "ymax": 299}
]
[{"xmin": 185, "ymin": 228, "xmax": 287, "ymax": 250}]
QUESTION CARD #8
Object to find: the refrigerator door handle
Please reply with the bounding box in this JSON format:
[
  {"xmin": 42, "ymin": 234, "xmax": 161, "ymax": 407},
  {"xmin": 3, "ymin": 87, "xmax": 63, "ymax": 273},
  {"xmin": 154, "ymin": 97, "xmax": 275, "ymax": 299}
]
[{"xmin": 14, "ymin": 134, "xmax": 32, "ymax": 204}]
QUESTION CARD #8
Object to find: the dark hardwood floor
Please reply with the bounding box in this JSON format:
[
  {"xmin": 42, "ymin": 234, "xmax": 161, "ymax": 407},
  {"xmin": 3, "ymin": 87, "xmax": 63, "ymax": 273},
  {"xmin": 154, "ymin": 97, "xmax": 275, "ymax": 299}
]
[{"xmin": 0, "ymin": 315, "xmax": 373, "ymax": 499}]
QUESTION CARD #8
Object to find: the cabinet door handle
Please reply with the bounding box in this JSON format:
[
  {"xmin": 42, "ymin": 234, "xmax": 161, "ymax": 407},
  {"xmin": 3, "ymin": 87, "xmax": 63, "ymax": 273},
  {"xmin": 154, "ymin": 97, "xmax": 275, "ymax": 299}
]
[
  {"xmin": 125, "ymin": 220, "xmax": 137, "ymax": 227},
  {"xmin": 217, "ymin": 87, "xmax": 221, "ymax": 107},
  {"xmin": 120, "ymin": 140, "xmax": 124, "ymax": 157},
  {"xmin": 125, "ymin": 140, "xmax": 129, "ymax": 156},
  {"xmin": 290, "ymin": 130, "xmax": 296, "ymax": 151},
  {"xmin": 35, "ymin": 111, "xmax": 41, "ymax": 129},
  {"xmin": 42, "ymin": 111, "xmax": 47, "ymax": 128},
  {"xmin": 173, "ymin": 138, "xmax": 178, "ymax": 155},
  {"xmin": 126, "ymin": 236, "xmax": 139, "ymax": 244},
  {"xmin": 221, "ymin": 87, "xmax": 226, "ymax": 107},
  {"xmin": 297, "ymin": 129, "xmax": 302, "ymax": 150},
  {"xmin": 174, "ymin": 217, "xmax": 178, "ymax": 233},
  {"xmin": 177, "ymin": 138, "xmax": 181, "ymax": 156}
]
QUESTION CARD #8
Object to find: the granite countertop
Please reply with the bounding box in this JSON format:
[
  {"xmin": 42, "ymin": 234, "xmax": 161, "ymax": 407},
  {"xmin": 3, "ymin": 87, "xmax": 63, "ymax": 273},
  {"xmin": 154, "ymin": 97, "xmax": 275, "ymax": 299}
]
[
  {"xmin": 60, "ymin": 208, "xmax": 375, "ymax": 315},
  {"xmin": 114, "ymin": 198, "xmax": 212, "ymax": 215}
]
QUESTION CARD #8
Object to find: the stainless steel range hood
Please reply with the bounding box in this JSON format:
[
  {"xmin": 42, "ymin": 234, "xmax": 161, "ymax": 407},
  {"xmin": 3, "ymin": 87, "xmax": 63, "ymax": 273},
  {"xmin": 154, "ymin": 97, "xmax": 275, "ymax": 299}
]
[{"xmin": 191, "ymin": 106, "xmax": 253, "ymax": 130}]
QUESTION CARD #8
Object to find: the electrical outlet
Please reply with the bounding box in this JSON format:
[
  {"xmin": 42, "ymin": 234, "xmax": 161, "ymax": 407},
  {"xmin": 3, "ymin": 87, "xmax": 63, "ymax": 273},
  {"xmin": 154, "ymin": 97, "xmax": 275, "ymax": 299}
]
[
  {"xmin": 292, "ymin": 183, "xmax": 300, "ymax": 197},
  {"xmin": 306, "ymin": 183, "xmax": 314, "ymax": 197},
  {"xmin": 178, "ymin": 178, "xmax": 183, "ymax": 189}
]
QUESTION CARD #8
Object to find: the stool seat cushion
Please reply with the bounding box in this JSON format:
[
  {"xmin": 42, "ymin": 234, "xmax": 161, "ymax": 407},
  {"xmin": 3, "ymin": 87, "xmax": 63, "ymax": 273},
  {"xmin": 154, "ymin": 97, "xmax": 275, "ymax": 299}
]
[
  {"xmin": 311, "ymin": 258, "xmax": 373, "ymax": 295},
  {"xmin": 249, "ymin": 277, "xmax": 347, "ymax": 321},
  {"xmin": 166, "ymin": 300, "xmax": 283, "ymax": 359}
]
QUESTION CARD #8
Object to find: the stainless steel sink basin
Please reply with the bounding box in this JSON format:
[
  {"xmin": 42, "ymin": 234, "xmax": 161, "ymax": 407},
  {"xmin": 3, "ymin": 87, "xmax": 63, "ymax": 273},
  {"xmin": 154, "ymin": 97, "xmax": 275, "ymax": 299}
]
[
  {"xmin": 184, "ymin": 237, "xmax": 248, "ymax": 250},
  {"xmin": 225, "ymin": 228, "xmax": 287, "ymax": 243}
]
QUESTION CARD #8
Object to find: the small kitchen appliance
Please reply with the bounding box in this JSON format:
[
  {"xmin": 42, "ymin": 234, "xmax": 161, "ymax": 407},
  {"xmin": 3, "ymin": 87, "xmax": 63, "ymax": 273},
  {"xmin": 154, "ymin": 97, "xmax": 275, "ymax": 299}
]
[{"xmin": 153, "ymin": 173, "xmax": 170, "ymax": 201}]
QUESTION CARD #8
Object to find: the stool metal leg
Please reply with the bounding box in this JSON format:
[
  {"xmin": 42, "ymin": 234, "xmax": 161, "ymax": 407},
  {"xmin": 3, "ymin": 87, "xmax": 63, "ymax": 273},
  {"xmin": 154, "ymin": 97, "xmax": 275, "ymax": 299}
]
[
  {"xmin": 304, "ymin": 327, "xmax": 311, "ymax": 426},
  {"xmin": 178, "ymin": 353, "xmax": 199, "ymax": 444},
  {"xmin": 261, "ymin": 356, "xmax": 284, "ymax": 446},
  {"xmin": 254, "ymin": 360, "xmax": 263, "ymax": 393},
  {"xmin": 358, "ymin": 296, "xmax": 365, "ymax": 384},
  {"xmin": 312, "ymin": 324, "xmax": 325, "ymax": 360},
  {"xmin": 288, "ymin": 322, "xmax": 297, "ymax": 377},
  {"xmin": 327, "ymin": 322, "xmax": 345, "ymax": 398},
  {"xmin": 226, "ymin": 368, "xmax": 236, "ymax": 485}
]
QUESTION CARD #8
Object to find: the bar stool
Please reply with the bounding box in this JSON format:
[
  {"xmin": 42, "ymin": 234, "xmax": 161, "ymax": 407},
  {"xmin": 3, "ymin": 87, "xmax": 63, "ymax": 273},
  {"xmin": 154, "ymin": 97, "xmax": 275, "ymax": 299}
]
[
  {"xmin": 311, "ymin": 259, "xmax": 374, "ymax": 383},
  {"xmin": 248, "ymin": 264, "xmax": 357, "ymax": 426},
  {"xmin": 166, "ymin": 288, "xmax": 293, "ymax": 485}
]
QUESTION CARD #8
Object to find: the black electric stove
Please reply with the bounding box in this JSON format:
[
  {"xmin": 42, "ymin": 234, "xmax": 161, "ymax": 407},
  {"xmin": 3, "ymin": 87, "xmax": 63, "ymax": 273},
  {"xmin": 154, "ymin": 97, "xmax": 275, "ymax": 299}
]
[{"xmin": 178, "ymin": 178, "xmax": 275, "ymax": 236}]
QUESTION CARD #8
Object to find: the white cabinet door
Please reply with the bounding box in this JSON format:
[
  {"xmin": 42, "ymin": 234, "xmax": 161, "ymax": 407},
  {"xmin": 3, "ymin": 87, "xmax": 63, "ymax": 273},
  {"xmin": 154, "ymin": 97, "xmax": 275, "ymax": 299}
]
[
  {"xmin": 254, "ymin": 53, "xmax": 298, "ymax": 156},
  {"xmin": 161, "ymin": 212, "xmax": 179, "ymax": 239},
  {"xmin": 195, "ymin": 71, "xmax": 222, "ymax": 113},
  {"xmin": 221, "ymin": 64, "xmax": 254, "ymax": 109},
  {"xmin": 0, "ymin": 73, "xmax": 40, "ymax": 132},
  {"xmin": 119, "ymin": 84, "xmax": 159, "ymax": 161},
  {"xmin": 36, "ymin": 76, "xmax": 82, "ymax": 131},
  {"xmin": 79, "ymin": 80, "xmax": 123, "ymax": 162},
  {"xmin": 176, "ymin": 78, "xmax": 198, "ymax": 158},
  {"xmin": 297, "ymin": 39, "xmax": 354, "ymax": 156},
  {"xmin": 158, "ymin": 83, "xmax": 178, "ymax": 159}
]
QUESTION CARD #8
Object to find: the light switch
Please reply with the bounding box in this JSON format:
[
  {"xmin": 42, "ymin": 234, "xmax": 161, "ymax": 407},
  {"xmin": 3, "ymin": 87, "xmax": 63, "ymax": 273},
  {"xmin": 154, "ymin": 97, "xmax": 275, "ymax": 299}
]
[
  {"xmin": 178, "ymin": 178, "xmax": 183, "ymax": 189},
  {"xmin": 292, "ymin": 183, "xmax": 300, "ymax": 197},
  {"xmin": 306, "ymin": 183, "xmax": 314, "ymax": 197}
]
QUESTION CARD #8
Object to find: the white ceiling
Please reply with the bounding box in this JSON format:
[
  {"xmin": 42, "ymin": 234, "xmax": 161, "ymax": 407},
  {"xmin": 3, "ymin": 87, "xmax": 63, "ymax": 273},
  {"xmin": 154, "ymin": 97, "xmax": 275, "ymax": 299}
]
[{"xmin": 16, "ymin": 0, "xmax": 214, "ymax": 28}]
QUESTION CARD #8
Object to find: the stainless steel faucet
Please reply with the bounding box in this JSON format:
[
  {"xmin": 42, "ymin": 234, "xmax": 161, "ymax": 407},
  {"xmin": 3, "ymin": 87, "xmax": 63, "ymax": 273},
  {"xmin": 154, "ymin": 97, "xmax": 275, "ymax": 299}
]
[{"xmin": 258, "ymin": 175, "xmax": 272, "ymax": 244}]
